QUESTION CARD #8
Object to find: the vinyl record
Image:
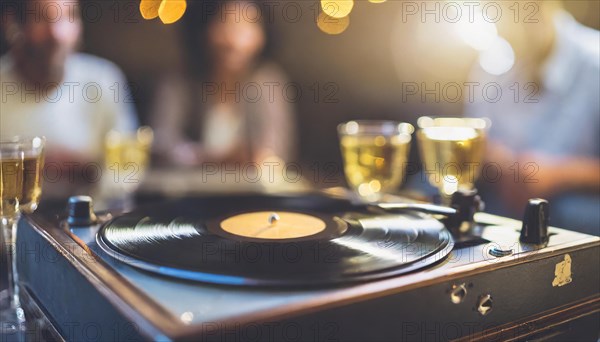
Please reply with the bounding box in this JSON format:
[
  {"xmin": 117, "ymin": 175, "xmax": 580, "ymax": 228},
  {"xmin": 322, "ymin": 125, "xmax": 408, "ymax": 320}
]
[{"xmin": 97, "ymin": 194, "xmax": 453, "ymax": 286}]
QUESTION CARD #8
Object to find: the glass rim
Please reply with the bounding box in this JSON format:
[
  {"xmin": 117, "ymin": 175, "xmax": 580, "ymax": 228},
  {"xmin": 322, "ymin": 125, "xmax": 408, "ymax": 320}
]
[
  {"xmin": 417, "ymin": 116, "xmax": 491, "ymax": 130},
  {"xmin": 0, "ymin": 136, "xmax": 46, "ymax": 152},
  {"xmin": 337, "ymin": 120, "xmax": 415, "ymax": 136},
  {"xmin": 0, "ymin": 135, "xmax": 46, "ymax": 143},
  {"xmin": 106, "ymin": 126, "xmax": 154, "ymax": 143},
  {"xmin": 0, "ymin": 144, "xmax": 23, "ymax": 155}
]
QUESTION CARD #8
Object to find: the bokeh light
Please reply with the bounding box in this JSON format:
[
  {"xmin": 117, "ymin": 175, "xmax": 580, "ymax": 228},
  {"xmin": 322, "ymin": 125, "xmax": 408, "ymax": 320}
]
[
  {"xmin": 442, "ymin": 176, "xmax": 459, "ymax": 195},
  {"xmin": 139, "ymin": 0, "xmax": 187, "ymax": 24},
  {"xmin": 317, "ymin": 12, "xmax": 350, "ymax": 35},
  {"xmin": 139, "ymin": 0, "xmax": 161, "ymax": 19},
  {"xmin": 158, "ymin": 0, "xmax": 187, "ymax": 24},
  {"xmin": 321, "ymin": 0, "xmax": 354, "ymax": 19},
  {"xmin": 455, "ymin": 10, "xmax": 499, "ymax": 51},
  {"xmin": 478, "ymin": 37, "xmax": 516, "ymax": 75}
]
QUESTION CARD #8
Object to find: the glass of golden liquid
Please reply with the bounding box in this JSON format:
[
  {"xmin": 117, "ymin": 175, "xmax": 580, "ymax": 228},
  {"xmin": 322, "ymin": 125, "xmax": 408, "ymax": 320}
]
[
  {"xmin": 102, "ymin": 127, "xmax": 153, "ymax": 207},
  {"xmin": 417, "ymin": 117, "xmax": 489, "ymax": 203},
  {"xmin": 338, "ymin": 121, "xmax": 414, "ymax": 202},
  {"xmin": 0, "ymin": 136, "xmax": 45, "ymax": 334}
]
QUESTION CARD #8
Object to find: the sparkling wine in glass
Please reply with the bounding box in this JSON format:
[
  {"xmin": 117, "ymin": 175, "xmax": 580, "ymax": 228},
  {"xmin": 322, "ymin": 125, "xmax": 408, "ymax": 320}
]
[
  {"xmin": 338, "ymin": 121, "xmax": 414, "ymax": 202},
  {"xmin": 0, "ymin": 136, "xmax": 45, "ymax": 336},
  {"xmin": 101, "ymin": 127, "xmax": 153, "ymax": 209},
  {"xmin": 18, "ymin": 139, "xmax": 45, "ymax": 214},
  {"xmin": 0, "ymin": 143, "xmax": 23, "ymax": 220},
  {"xmin": 417, "ymin": 117, "xmax": 489, "ymax": 202}
]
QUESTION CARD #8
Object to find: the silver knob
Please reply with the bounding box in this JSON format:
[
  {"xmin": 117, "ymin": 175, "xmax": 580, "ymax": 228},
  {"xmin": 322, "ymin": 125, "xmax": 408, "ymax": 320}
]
[{"xmin": 268, "ymin": 212, "xmax": 280, "ymax": 226}]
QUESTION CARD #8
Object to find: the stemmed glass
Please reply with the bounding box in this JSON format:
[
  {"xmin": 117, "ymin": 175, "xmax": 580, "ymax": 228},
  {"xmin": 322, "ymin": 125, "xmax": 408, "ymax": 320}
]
[
  {"xmin": 416, "ymin": 117, "xmax": 488, "ymax": 203},
  {"xmin": 0, "ymin": 136, "xmax": 45, "ymax": 334},
  {"xmin": 338, "ymin": 121, "xmax": 414, "ymax": 202}
]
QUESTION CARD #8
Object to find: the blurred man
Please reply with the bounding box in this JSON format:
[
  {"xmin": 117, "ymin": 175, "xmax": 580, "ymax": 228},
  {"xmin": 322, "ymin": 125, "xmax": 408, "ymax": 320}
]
[
  {"xmin": 1, "ymin": 0, "xmax": 138, "ymax": 197},
  {"xmin": 466, "ymin": 1, "xmax": 599, "ymax": 235}
]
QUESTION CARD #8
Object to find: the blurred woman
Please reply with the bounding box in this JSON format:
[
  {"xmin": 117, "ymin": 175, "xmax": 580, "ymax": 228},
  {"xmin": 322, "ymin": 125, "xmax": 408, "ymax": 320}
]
[{"xmin": 151, "ymin": 0, "xmax": 295, "ymax": 166}]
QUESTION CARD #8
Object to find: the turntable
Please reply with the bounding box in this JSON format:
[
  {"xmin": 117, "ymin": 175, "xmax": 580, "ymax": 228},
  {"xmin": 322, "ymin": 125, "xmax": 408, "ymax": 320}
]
[{"xmin": 13, "ymin": 191, "xmax": 600, "ymax": 341}]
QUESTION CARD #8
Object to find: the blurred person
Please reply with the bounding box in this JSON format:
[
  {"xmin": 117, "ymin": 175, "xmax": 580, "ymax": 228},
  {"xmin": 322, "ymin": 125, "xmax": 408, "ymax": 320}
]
[
  {"xmin": 150, "ymin": 0, "xmax": 295, "ymax": 166},
  {"xmin": 0, "ymin": 0, "xmax": 139, "ymax": 198},
  {"xmin": 465, "ymin": 1, "xmax": 599, "ymax": 235}
]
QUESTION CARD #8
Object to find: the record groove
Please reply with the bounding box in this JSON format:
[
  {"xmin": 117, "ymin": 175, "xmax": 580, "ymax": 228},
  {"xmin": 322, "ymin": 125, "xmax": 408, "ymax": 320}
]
[{"xmin": 97, "ymin": 194, "xmax": 453, "ymax": 286}]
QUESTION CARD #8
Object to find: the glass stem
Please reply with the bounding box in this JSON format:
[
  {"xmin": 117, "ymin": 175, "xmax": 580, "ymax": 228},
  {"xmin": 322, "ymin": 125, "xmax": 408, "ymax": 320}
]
[{"xmin": 1, "ymin": 216, "xmax": 20, "ymax": 310}]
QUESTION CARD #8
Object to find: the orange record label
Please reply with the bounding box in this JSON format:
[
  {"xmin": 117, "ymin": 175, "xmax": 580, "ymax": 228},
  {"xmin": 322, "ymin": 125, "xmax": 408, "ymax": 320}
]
[{"xmin": 220, "ymin": 212, "xmax": 326, "ymax": 240}]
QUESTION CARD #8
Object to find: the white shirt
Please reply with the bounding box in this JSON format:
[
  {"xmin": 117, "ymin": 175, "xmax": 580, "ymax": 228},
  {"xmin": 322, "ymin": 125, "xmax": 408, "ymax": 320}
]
[{"xmin": 0, "ymin": 53, "xmax": 138, "ymax": 160}]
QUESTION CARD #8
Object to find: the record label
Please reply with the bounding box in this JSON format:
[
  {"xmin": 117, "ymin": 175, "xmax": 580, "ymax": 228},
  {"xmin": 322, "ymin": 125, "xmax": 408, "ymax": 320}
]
[{"xmin": 220, "ymin": 211, "xmax": 326, "ymax": 240}]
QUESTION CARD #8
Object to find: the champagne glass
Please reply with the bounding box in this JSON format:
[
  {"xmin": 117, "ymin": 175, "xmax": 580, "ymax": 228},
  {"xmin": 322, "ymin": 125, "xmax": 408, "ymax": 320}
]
[
  {"xmin": 1, "ymin": 136, "xmax": 45, "ymax": 334},
  {"xmin": 338, "ymin": 121, "xmax": 414, "ymax": 202},
  {"xmin": 416, "ymin": 117, "xmax": 489, "ymax": 203}
]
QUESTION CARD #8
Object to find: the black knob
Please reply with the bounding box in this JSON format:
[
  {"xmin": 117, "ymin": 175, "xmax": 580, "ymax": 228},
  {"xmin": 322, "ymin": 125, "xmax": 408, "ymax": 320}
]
[
  {"xmin": 67, "ymin": 196, "xmax": 98, "ymax": 226},
  {"xmin": 520, "ymin": 198, "xmax": 549, "ymax": 244},
  {"xmin": 443, "ymin": 189, "xmax": 483, "ymax": 235}
]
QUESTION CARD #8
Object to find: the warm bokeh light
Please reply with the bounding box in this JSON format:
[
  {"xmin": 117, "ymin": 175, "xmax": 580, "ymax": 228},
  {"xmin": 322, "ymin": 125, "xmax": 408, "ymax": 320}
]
[
  {"xmin": 158, "ymin": 0, "xmax": 187, "ymax": 24},
  {"xmin": 317, "ymin": 12, "xmax": 350, "ymax": 35},
  {"xmin": 139, "ymin": 0, "xmax": 381, "ymax": 32},
  {"xmin": 479, "ymin": 37, "xmax": 515, "ymax": 75},
  {"xmin": 321, "ymin": 0, "xmax": 354, "ymax": 19},
  {"xmin": 139, "ymin": 0, "xmax": 187, "ymax": 24},
  {"xmin": 139, "ymin": 0, "xmax": 161, "ymax": 19}
]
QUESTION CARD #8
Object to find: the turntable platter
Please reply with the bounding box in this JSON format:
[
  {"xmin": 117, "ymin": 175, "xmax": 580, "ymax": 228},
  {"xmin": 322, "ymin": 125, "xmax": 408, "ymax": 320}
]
[{"xmin": 97, "ymin": 194, "xmax": 453, "ymax": 286}]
